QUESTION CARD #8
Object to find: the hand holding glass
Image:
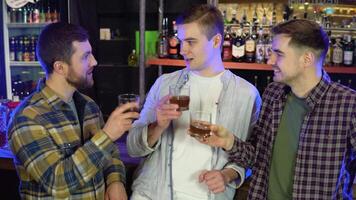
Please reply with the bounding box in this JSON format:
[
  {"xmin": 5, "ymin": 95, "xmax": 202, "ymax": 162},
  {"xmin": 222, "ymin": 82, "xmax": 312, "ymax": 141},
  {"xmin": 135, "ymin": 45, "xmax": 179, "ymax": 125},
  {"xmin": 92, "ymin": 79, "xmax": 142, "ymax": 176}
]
[
  {"xmin": 169, "ymin": 85, "xmax": 190, "ymax": 111},
  {"xmin": 118, "ymin": 94, "xmax": 140, "ymax": 113},
  {"xmin": 189, "ymin": 111, "xmax": 212, "ymax": 140}
]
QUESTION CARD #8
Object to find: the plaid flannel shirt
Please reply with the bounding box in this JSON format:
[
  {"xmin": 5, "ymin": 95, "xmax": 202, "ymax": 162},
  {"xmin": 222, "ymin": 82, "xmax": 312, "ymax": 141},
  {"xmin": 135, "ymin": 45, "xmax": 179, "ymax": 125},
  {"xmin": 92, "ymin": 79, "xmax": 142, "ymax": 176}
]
[
  {"xmin": 7, "ymin": 79, "xmax": 126, "ymax": 199},
  {"xmin": 228, "ymin": 71, "xmax": 356, "ymax": 199}
]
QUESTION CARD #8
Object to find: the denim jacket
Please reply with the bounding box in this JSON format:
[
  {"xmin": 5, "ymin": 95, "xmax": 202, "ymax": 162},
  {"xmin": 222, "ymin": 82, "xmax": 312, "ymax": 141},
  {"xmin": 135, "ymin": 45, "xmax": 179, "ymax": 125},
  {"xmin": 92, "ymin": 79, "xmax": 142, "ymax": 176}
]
[{"xmin": 127, "ymin": 69, "xmax": 261, "ymax": 200}]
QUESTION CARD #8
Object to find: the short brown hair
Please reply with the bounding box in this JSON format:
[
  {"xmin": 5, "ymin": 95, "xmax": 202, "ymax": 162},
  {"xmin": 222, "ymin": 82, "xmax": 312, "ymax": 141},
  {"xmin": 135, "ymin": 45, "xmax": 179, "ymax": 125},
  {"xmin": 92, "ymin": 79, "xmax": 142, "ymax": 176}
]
[
  {"xmin": 272, "ymin": 19, "xmax": 329, "ymax": 61},
  {"xmin": 176, "ymin": 4, "xmax": 224, "ymax": 46},
  {"xmin": 37, "ymin": 22, "xmax": 89, "ymax": 75}
]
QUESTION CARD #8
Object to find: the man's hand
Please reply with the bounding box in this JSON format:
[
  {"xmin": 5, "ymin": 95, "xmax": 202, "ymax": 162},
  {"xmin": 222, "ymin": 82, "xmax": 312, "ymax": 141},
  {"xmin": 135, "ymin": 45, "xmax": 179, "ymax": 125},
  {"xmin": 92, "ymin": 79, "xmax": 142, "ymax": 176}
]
[
  {"xmin": 105, "ymin": 182, "xmax": 127, "ymax": 200},
  {"xmin": 199, "ymin": 170, "xmax": 228, "ymax": 194},
  {"xmin": 147, "ymin": 95, "xmax": 181, "ymax": 147},
  {"xmin": 192, "ymin": 125, "xmax": 235, "ymax": 151},
  {"xmin": 103, "ymin": 102, "xmax": 140, "ymax": 141}
]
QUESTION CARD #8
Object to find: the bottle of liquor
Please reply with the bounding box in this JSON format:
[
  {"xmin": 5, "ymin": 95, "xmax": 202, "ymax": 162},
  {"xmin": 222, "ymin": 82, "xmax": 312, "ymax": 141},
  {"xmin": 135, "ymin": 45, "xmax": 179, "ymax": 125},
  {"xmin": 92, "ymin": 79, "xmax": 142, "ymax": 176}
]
[
  {"xmin": 222, "ymin": 26, "xmax": 233, "ymax": 61},
  {"xmin": 168, "ymin": 20, "xmax": 180, "ymax": 59},
  {"xmin": 230, "ymin": 8, "xmax": 238, "ymax": 24},
  {"xmin": 32, "ymin": 0, "xmax": 40, "ymax": 23},
  {"xmin": 261, "ymin": 9, "xmax": 267, "ymax": 26},
  {"xmin": 332, "ymin": 38, "xmax": 343, "ymax": 66},
  {"xmin": 324, "ymin": 31, "xmax": 333, "ymax": 66},
  {"xmin": 223, "ymin": 10, "xmax": 229, "ymax": 25},
  {"xmin": 232, "ymin": 28, "xmax": 245, "ymax": 62},
  {"xmin": 39, "ymin": 0, "xmax": 46, "ymax": 23},
  {"xmin": 271, "ymin": 6, "xmax": 277, "ymax": 26},
  {"xmin": 343, "ymin": 35, "xmax": 354, "ymax": 66},
  {"xmin": 51, "ymin": 0, "xmax": 59, "ymax": 23},
  {"xmin": 264, "ymin": 31, "xmax": 273, "ymax": 62},
  {"xmin": 255, "ymin": 27, "xmax": 265, "ymax": 64},
  {"xmin": 252, "ymin": 7, "xmax": 258, "ymax": 26},
  {"xmin": 128, "ymin": 49, "xmax": 138, "ymax": 67},
  {"xmin": 9, "ymin": 37, "xmax": 16, "ymax": 61},
  {"xmin": 245, "ymin": 25, "xmax": 256, "ymax": 63},
  {"xmin": 16, "ymin": 36, "xmax": 24, "ymax": 61},
  {"xmin": 157, "ymin": 17, "xmax": 168, "ymax": 58},
  {"xmin": 45, "ymin": 0, "xmax": 52, "ymax": 23}
]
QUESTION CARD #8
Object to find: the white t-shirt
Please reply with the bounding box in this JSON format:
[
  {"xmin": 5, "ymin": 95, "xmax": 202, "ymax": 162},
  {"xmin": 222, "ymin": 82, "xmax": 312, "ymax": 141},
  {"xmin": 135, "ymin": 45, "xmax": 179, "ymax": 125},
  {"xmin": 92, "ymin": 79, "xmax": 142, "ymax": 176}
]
[{"xmin": 172, "ymin": 71, "xmax": 224, "ymax": 200}]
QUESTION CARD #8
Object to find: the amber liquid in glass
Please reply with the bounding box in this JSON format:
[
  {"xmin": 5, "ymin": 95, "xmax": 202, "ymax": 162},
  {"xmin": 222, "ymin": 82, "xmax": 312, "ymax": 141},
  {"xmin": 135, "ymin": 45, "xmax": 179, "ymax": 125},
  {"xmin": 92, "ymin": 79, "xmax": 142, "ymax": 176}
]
[
  {"xmin": 189, "ymin": 120, "xmax": 211, "ymax": 139},
  {"xmin": 170, "ymin": 95, "xmax": 190, "ymax": 111}
]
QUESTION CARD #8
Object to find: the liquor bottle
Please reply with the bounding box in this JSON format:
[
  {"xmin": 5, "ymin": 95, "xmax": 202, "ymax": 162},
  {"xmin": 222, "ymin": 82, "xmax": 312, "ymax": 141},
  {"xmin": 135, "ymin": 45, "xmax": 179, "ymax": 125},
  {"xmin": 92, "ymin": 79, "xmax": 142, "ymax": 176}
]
[
  {"xmin": 245, "ymin": 25, "xmax": 256, "ymax": 63},
  {"xmin": 261, "ymin": 9, "xmax": 267, "ymax": 26},
  {"xmin": 23, "ymin": 36, "xmax": 31, "ymax": 62},
  {"xmin": 128, "ymin": 49, "xmax": 138, "ymax": 67},
  {"xmin": 39, "ymin": 0, "xmax": 46, "ymax": 23},
  {"xmin": 23, "ymin": 5, "xmax": 28, "ymax": 23},
  {"xmin": 252, "ymin": 7, "xmax": 258, "ymax": 26},
  {"xmin": 230, "ymin": 8, "xmax": 238, "ymax": 24},
  {"xmin": 9, "ymin": 37, "xmax": 16, "ymax": 61},
  {"xmin": 241, "ymin": 9, "xmax": 247, "ymax": 27},
  {"xmin": 232, "ymin": 28, "xmax": 245, "ymax": 62},
  {"xmin": 51, "ymin": 0, "xmax": 59, "ymax": 23},
  {"xmin": 168, "ymin": 20, "xmax": 180, "ymax": 59},
  {"xmin": 324, "ymin": 31, "xmax": 333, "ymax": 66},
  {"xmin": 222, "ymin": 26, "xmax": 233, "ymax": 61},
  {"xmin": 255, "ymin": 28, "xmax": 265, "ymax": 64},
  {"xmin": 332, "ymin": 38, "xmax": 343, "ymax": 66},
  {"xmin": 264, "ymin": 31, "xmax": 273, "ymax": 62},
  {"xmin": 16, "ymin": 36, "xmax": 24, "ymax": 61},
  {"xmin": 158, "ymin": 17, "xmax": 168, "ymax": 58},
  {"xmin": 17, "ymin": 7, "xmax": 23, "ymax": 23},
  {"xmin": 343, "ymin": 35, "xmax": 354, "ymax": 66},
  {"xmin": 271, "ymin": 6, "xmax": 277, "ymax": 26},
  {"xmin": 45, "ymin": 0, "xmax": 52, "ymax": 23},
  {"xmin": 10, "ymin": 7, "xmax": 17, "ymax": 23},
  {"xmin": 223, "ymin": 10, "xmax": 229, "ymax": 25},
  {"xmin": 32, "ymin": 0, "xmax": 40, "ymax": 23}
]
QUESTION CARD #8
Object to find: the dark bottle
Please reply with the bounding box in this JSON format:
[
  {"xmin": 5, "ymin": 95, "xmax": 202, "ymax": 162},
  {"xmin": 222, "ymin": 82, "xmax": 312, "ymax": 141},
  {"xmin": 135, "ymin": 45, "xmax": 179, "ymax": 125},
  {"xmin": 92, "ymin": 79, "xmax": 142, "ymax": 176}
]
[
  {"xmin": 158, "ymin": 17, "xmax": 168, "ymax": 58},
  {"xmin": 39, "ymin": 0, "xmax": 46, "ymax": 23},
  {"xmin": 245, "ymin": 25, "xmax": 256, "ymax": 63},
  {"xmin": 51, "ymin": 0, "xmax": 59, "ymax": 23},
  {"xmin": 222, "ymin": 26, "xmax": 233, "ymax": 61},
  {"xmin": 230, "ymin": 8, "xmax": 239, "ymax": 24},
  {"xmin": 255, "ymin": 28, "xmax": 265, "ymax": 64},
  {"xmin": 343, "ymin": 35, "xmax": 354, "ymax": 66},
  {"xmin": 16, "ymin": 36, "xmax": 24, "ymax": 61},
  {"xmin": 45, "ymin": 0, "xmax": 52, "ymax": 23},
  {"xmin": 264, "ymin": 32, "xmax": 273, "ymax": 62},
  {"xmin": 168, "ymin": 20, "xmax": 180, "ymax": 59},
  {"xmin": 32, "ymin": 0, "xmax": 40, "ymax": 23},
  {"xmin": 232, "ymin": 28, "xmax": 245, "ymax": 62},
  {"xmin": 10, "ymin": 7, "xmax": 17, "ymax": 23},
  {"xmin": 9, "ymin": 37, "xmax": 16, "ymax": 61}
]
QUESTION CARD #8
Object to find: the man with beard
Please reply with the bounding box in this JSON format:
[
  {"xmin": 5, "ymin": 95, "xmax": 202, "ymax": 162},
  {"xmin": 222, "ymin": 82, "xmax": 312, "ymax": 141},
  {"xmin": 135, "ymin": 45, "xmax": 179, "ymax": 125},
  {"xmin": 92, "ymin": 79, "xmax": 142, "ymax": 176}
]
[
  {"xmin": 7, "ymin": 22, "xmax": 139, "ymax": 199},
  {"xmin": 200, "ymin": 19, "xmax": 356, "ymax": 199}
]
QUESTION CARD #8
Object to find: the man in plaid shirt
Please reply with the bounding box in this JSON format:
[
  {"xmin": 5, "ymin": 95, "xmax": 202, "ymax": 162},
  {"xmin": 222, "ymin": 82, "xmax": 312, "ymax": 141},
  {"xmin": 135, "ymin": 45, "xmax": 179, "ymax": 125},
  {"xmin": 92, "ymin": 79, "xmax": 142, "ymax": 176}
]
[
  {"xmin": 200, "ymin": 19, "xmax": 356, "ymax": 199},
  {"xmin": 7, "ymin": 22, "xmax": 139, "ymax": 199}
]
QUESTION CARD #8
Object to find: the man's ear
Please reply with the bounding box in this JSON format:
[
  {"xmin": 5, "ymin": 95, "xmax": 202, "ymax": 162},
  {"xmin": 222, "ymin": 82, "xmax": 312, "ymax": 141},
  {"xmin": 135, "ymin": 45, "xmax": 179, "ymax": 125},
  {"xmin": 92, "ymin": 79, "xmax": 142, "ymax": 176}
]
[
  {"xmin": 213, "ymin": 33, "xmax": 222, "ymax": 49},
  {"xmin": 53, "ymin": 61, "xmax": 67, "ymax": 75},
  {"xmin": 301, "ymin": 50, "xmax": 315, "ymax": 68}
]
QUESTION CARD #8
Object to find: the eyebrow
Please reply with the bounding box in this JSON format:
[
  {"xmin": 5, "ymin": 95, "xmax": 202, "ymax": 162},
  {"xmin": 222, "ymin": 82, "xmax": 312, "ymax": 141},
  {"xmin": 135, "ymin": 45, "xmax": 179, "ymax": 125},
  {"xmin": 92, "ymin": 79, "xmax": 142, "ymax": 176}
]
[
  {"xmin": 81, "ymin": 51, "xmax": 91, "ymax": 58},
  {"xmin": 179, "ymin": 37, "xmax": 198, "ymax": 42},
  {"xmin": 272, "ymin": 48, "xmax": 285, "ymax": 55}
]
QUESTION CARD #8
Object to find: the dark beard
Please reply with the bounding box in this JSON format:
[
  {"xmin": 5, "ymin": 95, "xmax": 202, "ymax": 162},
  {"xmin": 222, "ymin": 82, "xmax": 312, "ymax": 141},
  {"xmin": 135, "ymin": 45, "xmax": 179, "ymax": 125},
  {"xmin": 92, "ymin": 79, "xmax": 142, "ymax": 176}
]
[{"xmin": 66, "ymin": 74, "xmax": 91, "ymax": 90}]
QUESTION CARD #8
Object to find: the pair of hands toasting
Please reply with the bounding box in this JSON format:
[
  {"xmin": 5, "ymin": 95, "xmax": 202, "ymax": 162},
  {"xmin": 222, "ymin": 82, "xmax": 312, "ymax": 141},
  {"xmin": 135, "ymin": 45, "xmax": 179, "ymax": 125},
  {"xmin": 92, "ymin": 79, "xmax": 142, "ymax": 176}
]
[{"xmin": 148, "ymin": 95, "xmax": 237, "ymax": 194}]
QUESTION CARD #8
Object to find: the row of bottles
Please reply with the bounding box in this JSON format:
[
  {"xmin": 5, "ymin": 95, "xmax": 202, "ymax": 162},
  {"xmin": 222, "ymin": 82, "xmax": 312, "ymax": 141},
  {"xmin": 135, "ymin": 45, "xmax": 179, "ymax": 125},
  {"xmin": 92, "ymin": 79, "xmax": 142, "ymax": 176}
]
[
  {"xmin": 326, "ymin": 33, "xmax": 356, "ymax": 67},
  {"xmin": 9, "ymin": 35, "xmax": 39, "ymax": 62},
  {"xmin": 7, "ymin": 0, "xmax": 60, "ymax": 24},
  {"xmin": 223, "ymin": 24, "xmax": 273, "ymax": 64},
  {"xmin": 157, "ymin": 18, "xmax": 182, "ymax": 59},
  {"xmin": 11, "ymin": 75, "xmax": 36, "ymax": 100}
]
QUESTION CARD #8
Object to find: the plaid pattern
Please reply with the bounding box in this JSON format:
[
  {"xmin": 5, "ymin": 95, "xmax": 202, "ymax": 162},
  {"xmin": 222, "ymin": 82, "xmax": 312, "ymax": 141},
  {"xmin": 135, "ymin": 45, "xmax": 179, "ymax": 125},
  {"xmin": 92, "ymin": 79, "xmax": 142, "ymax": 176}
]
[
  {"xmin": 7, "ymin": 79, "xmax": 126, "ymax": 199},
  {"xmin": 228, "ymin": 71, "xmax": 356, "ymax": 199}
]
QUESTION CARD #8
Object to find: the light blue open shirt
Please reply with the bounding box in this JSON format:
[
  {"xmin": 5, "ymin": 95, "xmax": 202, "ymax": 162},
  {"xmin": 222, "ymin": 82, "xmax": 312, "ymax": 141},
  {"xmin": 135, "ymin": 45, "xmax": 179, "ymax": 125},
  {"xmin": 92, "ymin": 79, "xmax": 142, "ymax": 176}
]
[{"xmin": 127, "ymin": 68, "xmax": 261, "ymax": 200}]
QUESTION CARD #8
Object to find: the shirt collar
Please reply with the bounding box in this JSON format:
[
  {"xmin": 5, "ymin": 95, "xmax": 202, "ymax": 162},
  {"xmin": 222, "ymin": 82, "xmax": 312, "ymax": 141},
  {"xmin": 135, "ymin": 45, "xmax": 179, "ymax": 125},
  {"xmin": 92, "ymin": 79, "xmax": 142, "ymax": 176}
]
[
  {"xmin": 36, "ymin": 78, "xmax": 74, "ymax": 111},
  {"xmin": 278, "ymin": 70, "xmax": 331, "ymax": 109}
]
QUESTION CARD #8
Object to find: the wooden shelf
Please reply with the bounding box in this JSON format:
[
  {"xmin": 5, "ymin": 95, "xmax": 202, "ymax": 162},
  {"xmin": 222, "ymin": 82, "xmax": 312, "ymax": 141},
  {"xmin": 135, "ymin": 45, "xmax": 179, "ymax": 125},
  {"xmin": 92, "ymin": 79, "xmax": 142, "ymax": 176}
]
[
  {"xmin": 147, "ymin": 58, "xmax": 356, "ymax": 74},
  {"xmin": 10, "ymin": 61, "xmax": 41, "ymax": 67}
]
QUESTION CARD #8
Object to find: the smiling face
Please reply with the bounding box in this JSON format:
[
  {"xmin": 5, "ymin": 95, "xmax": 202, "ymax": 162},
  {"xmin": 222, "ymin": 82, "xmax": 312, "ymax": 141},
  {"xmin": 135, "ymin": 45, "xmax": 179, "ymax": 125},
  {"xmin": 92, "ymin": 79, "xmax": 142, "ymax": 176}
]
[
  {"xmin": 65, "ymin": 40, "xmax": 97, "ymax": 89},
  {"xmin": 267, "ymin": 34, "xmax": 305, "ymax": 86},
  {"xmin": 177, "ymin": 22, "xmax": 221, "ymax": 74}
]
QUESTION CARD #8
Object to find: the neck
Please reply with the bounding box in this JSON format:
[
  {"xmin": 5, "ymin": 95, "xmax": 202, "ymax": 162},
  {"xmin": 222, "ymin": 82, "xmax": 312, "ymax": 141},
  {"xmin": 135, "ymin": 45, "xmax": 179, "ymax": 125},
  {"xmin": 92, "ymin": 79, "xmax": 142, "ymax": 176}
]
[
  {"xmin": 290, "ymin": 67, "xmax": 322, "ymax": 98},
  {"xmin": 193, "ymin": 56, "xmax": 225, "ymax": 77},
  {"xmin": 46, "ymin": 75, "xmax": 75, "ymax": 102}
]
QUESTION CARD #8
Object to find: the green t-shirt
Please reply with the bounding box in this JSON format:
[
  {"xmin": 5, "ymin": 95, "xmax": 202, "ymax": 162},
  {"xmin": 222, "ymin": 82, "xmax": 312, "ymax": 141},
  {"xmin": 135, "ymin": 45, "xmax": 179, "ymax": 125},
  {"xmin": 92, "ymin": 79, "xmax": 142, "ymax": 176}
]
[{"xmin": 267, "ymin": 92, "xmax": 309, "ymax": 200}]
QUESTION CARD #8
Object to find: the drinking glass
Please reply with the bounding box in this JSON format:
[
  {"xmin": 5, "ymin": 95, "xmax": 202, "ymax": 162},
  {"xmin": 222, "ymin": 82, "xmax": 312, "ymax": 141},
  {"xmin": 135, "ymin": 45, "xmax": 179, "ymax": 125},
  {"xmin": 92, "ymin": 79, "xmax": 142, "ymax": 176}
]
[
  {"xmin": 118, "ymin": 94, "xmax": 140, "ymax": 113},
  {"xmin": 189, "ymin": 111, "xmax": 212, "ymax": 140},
  {"xmin": 169, "ymin": 84, "xmax": 190, "ymax": 111}
]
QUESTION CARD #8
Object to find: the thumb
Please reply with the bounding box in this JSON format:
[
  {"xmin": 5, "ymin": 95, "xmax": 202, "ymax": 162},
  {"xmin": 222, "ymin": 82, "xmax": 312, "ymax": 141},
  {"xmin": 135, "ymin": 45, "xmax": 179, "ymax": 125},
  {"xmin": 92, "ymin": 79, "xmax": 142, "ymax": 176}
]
[{"xmin": 199, "ymin": 170, "xmax": 209, "ymax": 182}]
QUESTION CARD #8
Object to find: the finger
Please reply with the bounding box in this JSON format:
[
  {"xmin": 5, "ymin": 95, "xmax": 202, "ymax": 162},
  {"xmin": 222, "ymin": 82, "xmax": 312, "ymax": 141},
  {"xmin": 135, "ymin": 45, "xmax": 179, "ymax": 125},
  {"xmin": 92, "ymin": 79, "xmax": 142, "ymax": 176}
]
[
  {"xmin": 199, "ymin": 170, "xmax": 209, "ymax": 182},
  {"xmin": 158, "ymin": 95, "xmax": 171, "ymax": 105},
  {"xmin": 159, "ymin": 103, "xmax": 179, "ymax": 111},
  {"xmin": 116, "ymin": 102, "xmax": 139, "ymax": 114}
]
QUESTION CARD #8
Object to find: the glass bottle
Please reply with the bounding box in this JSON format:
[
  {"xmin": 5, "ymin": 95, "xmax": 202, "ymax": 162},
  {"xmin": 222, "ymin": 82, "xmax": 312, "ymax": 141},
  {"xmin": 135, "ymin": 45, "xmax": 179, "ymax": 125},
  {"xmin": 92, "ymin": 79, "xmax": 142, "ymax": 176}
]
[
  {"xmin": 232, "ymin": 28, "xmax": 245, "ymax": 62},
  {"xmin": 222, "ymin": 26, "xmax": 233, "ymax": 61},
  {"xmin": 332, "ymin": 38, "xmax": 343, "ymax": 66},
  {"xmin": 128, "ymin": 49, "xmax": 138, "ymax": 67},
  {"xmin": 343, "ymin": 35, "xmax": 354, "ymax": 66},
  {"xmin": 245, "ymin": 25, "xmax": 256, "ymax": 63}
]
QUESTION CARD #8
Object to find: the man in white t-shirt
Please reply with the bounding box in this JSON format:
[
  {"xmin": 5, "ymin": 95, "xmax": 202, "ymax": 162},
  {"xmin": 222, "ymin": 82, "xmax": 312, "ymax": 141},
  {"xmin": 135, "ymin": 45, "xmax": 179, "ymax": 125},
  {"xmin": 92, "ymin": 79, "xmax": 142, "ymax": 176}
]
[{"xmin": 127, "ymin": 4, "xmax": 261, "ymax": 200}]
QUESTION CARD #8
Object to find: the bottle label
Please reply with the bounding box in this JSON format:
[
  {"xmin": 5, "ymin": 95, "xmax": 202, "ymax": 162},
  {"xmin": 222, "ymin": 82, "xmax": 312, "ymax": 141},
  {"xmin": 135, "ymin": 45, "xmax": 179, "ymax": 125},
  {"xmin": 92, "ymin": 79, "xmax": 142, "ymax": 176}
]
[
  {"xmin": 332, "ymin": 48, "xmax": 343, "ymax": 64},
  {"xmin": 256, "ymin": 44, "xmax": 264, "ymax": 61},
  {"xmin": 232, "ymin": 45, "xmax": 245, "ymax": 58},
  {"xmin": 245, "ymin": 40, "xmax": 255, "ymax": 52},
  {"xmin": 344, "ymin": 51, "xmax": 353, "ymax": 65}
]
